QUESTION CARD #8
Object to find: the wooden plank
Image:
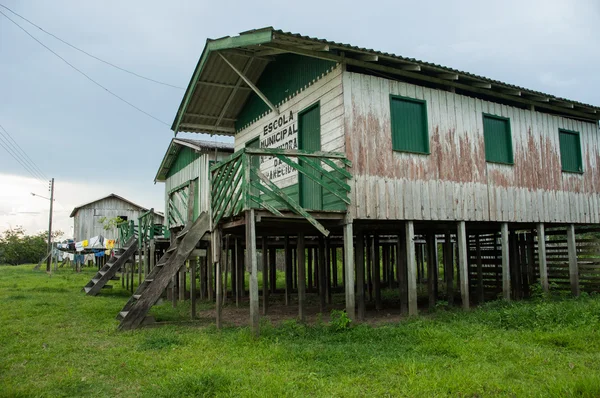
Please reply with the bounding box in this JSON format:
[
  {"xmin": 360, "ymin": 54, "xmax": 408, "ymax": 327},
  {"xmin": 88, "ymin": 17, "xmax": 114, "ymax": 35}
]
[
  {"xmin": 356, "ymin": 231, "xmax": 365, "ymax": 321},
  {"xmin": 405, "ymin": 221, "xmax": 418, "ymax": 316},
  {"xmin": 247, "ymin": 209, "xmax": 259, "ymax": 337},
  {"xmin": 566, "ymin": 224, "xmax": 580, "ymax": 296},
  {"xmin": 344, "ymin": 219, "xmax": 356, "ymax": 319},
  {"xmin": 457, "ymin": 221, "xmax": 469, "ymax": 310},
  {"xmin": 501, "ymin": 223, "xmax": 511, "ymax": 301},
  {"xmin": 297, "ymin": 232, "xmax": 306, "ymax": 322}
]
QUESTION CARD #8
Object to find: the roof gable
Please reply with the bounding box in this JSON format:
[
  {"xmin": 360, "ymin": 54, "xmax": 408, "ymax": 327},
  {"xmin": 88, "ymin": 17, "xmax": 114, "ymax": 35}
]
[{"xmin": 69, "ymin": 194, "xmax": 149, "ymax": 217}]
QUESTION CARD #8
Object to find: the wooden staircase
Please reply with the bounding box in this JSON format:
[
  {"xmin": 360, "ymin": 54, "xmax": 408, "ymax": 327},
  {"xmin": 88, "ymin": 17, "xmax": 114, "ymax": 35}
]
[
  {"xmin": 83, "ymin": 236, "xmax": 138, "ymax": 296},
  {"xmin": 117, "ymin": 212, "xmax": 210, "ymax": 331}
]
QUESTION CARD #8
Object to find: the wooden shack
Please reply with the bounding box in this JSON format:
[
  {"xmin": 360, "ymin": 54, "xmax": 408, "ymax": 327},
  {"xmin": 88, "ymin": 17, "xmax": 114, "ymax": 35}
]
[
  {"xmin": 117, "ymin": 28, "xmax": 600, "ymax": 332},
  {"xmin": 70, "ymin": 194, "xmax": 164, "ymax": 242}
]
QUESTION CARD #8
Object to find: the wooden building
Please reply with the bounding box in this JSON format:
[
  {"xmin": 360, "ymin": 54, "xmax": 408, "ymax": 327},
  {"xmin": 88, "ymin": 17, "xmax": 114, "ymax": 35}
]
[
  {"xmin": 70, "ymin": 194, "xmax": 164, "ymax": 242},
  {"xmin": 117, "ymin": 28, "xmax": 600, "ymax": 332},
  {"xmin": 154, "ymin": 138, "xmax": 234, "ymax": 231}
]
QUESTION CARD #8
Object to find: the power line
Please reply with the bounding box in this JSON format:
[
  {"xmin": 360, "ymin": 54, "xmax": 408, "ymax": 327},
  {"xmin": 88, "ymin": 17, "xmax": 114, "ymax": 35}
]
[
  {"xmin": 0, "ymin": 10, "xmax": 170, "ymax": 127},
  {"xmin": 0, "ymin": 3, "xmax": 185, "ymax": 90},
  {"xmin": 0, "ymin": 133, "xmax": 47, "ymax": 185},
  {"xmin": 0, "ymin": 123, "xmax": 49, "ymax": 181}
]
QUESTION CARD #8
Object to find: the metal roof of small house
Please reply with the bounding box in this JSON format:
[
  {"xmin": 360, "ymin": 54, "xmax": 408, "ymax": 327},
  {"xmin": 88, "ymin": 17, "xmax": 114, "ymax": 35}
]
[
  {"xmin": 154, "ymin": 138, "xmax": 234, "ymax": 182},
  {"xmin": 69, "ymin": 194, "xmax": 163, "ymax": 218},
  {"xmin": 172, "ymin": 27, "xmax": 600, "ymax": 136}
]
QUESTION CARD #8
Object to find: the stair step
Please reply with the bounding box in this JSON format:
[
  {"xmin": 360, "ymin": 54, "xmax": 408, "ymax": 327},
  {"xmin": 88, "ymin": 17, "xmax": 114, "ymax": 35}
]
[
  {"xmin": 92, "ymin": 278, "xmax": 100, "ymax": 284},
  {"xmin": 119, "ymin": 311, "xmax": 128, "ymax": 319},
  {"xmin": 176, "ymin": 229, "xmax": 188, "ymax": 240},
  {"xmin": 84, "ymin": 287, "xmax": 91, "ymax": 293},
  {"xmin": 99, "ymin": 271, "xmax": 106, "ymax": 276},
  {"xmin": 133, "ymin": 295, "xmax": 141, "ymax": 300},
  {"xmin": 145, "ymin": 279, "xmax": 154, "ymax": 283},
  {"xmin": 167, "ymin": 246, "xmax": 177, "ymax": 253}
]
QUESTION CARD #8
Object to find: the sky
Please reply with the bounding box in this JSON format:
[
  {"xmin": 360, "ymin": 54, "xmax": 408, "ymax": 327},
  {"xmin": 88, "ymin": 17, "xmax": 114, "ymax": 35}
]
[{"xmin": 1, "ymin": 0, "xmax": 599, "ymax": 238}]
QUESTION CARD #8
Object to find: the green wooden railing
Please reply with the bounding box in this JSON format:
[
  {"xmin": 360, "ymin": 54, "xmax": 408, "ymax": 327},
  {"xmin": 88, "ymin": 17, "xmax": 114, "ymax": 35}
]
[
  {"xmin": 210, "ymin": 148, "xmax": 352, "ymax": 236},
  {"xmin": 117, "ymin": 220, "xmax": 136, "ymax": 247},
  {"xmin": 138, "ymin": 208, "xmax": 168, "ymax": 248}
]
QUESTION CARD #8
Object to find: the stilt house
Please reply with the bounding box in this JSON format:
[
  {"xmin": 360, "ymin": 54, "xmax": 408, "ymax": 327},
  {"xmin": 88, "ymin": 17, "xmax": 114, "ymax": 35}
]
[{"xmin": 116, "ymin": 27, "xmax": 600, "ymax": 332}]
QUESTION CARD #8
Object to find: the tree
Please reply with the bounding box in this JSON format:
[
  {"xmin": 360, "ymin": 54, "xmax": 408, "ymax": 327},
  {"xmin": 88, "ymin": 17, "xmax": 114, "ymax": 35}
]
[
  {"xmin": 0, "ymin": 227, "xmax": 64, "ymax": 265},
  {"xmin": 98, "ymin": 216, "xmax": 125, "ymax": 236}
]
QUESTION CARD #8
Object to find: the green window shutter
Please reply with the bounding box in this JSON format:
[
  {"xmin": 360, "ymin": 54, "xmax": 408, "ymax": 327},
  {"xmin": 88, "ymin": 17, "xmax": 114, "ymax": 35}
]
[
  {"xmin": 559, "ymin": 129, "xmax": 583, "ymax": 173},
  {"xmin": 483, "ymin": 115, "xmax": 513, "ymax": 164},
  {"xmin": 390, "ymin": 96, "xmax": 429, "ymax": 154}
]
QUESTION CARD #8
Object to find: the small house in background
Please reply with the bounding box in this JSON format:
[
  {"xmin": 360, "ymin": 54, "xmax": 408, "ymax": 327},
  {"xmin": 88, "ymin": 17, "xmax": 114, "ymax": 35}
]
[
  {"xmin": 70, "ymin": 194, "xmax": 164, "ymax": 241},
  {"xmin": 154, "ymin": 138, "xmax": 234, "ymax": 231}
]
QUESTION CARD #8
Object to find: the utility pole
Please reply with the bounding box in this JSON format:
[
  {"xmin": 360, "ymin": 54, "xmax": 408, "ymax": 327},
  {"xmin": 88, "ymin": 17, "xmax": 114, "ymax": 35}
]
[{"xmin": 46, "ymin": 178, "xmax": 54, "ymax": 272}]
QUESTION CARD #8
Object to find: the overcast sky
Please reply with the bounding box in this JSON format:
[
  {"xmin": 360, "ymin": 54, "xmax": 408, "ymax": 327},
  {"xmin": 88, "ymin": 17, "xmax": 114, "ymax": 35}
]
[{"xmin": 1, "ymin": 0, "xmax": 599, "ymax": 237}]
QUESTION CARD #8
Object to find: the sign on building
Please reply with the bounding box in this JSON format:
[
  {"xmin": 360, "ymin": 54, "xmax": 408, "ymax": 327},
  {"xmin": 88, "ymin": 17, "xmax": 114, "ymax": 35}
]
[{"xmin": 259, "ymin": 110, "xmax": 298, "ymax": 188}]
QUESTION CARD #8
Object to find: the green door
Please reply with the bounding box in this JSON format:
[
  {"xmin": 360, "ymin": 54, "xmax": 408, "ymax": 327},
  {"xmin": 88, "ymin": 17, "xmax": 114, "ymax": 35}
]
[
  {"xmin": 246, "ymin": 138, "xmax": 260, "ymax": 200},
  {"xmin": 299, "ymin": 103, "xmax": 322, "ymax": 210}
]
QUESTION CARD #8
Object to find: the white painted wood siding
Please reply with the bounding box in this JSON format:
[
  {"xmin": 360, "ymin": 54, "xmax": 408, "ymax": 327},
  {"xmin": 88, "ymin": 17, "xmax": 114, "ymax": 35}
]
[
  {"xmin": 73, "ymin": 197, "xmax": 163, "ymax": 241},
  {"xmin": 163, "ymin": 150, "xmax": 231, "ymax": 228},
  {"xmin": 344, "ymin": 71, "xmax": 600, "ymax": 224}
]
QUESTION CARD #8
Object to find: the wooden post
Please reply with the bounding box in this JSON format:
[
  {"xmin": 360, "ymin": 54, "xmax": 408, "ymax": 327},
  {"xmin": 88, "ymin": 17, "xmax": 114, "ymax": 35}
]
[
  {"xmin": 343, "ymin": 219, "xmax": 355, "ymax": 320},
  {"xmin": 200, "ymin": 253, "xmax": 207, "ymax": 300},
  {"xmin": 190, "ymin": 257, "xmax": 197, "ymax": 319},
  {"xmin": 214, "ymin": 228, "xmax": 222, "ymax": 329},
  {"xmin": 284, "ymin": 235, "xmax": 292, "ymax": 306},
  {"xmin": 457, "ymin": 221, "xmax": 469, "ymax": 310},
  {"xmin": 262, "ymin": 235, "xmax": 268, "ymax": 316},
  {"xmin": 444, "ymin": 231, "xmax": 454, "ymax": 306},
  {"xmin": 207, "ymin": 244, "xmax": 213, "ymax": 302},
  {"xmin": 405, "ymin": 221, "xmax": 418, "ymax": 316},
  {"xmin": 247, "ymin": 209, "xmax": 259, "ymax": 336},
  {"xmin": 269, "ymin": 248, "xmax": 277, "ymax": 295},
  {"xmin": 501, "ymin": 223, "xmax": 511, "ymax": 301},
  {"xmin": 332, "ymin": 245, "xmax": 338, "ymax": 288},
  {"xmin": 307, "ymin": 246, "xmax": 313, "ymax": 290},
  {"xmin": 318, "ymin": 235, "xmax": 326, "ymax": 313},
  {"xmin": 356, "ymin": 231, "xmax": 365, "ymax": 321},
  {"xmin": 149, "ymin": 240, "xmax": 155, "ymax": 273},
  {"xmin": 426, "ymin": 232, "xmax": 436, "ymax": 310},
  {"xmin": 297, "ymin": 232, "xmax": 306, "ymax": 322},
  {"xmin": 325, "ymin": 237, "xmax": 332, "ymax": 305},
  {"xmin": 476, "ymin": 234, "xmax": 484, "ymax": 303},
  {"xmin": 179, "ymin": 264, "xmax": 186, "ymax": 301},
  {"xmin": 234, "ymin": 238, "xmax": 240, "ymax": 307},
  {"xmin": 537, "ymin": 223, "xmax": 549, "ymax": 293},
  {"xmin": 397, "ymin": 230, "xmax": 408, "ymax": 315},
  {"xmin": 366, "ymin": 236, "xmax": 372, "ymax": 302},
  {"xmin": 567, "ymin": 224, "xmax": 579, "ymax": 296},
  {"xmin": 374, "ymin": 234, "xmax": 382, "ymax": 311}
]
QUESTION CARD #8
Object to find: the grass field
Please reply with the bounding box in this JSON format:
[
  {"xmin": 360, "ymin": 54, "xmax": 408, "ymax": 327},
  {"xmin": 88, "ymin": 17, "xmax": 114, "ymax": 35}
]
[{"xmin": 1, "ymin": 265, "xmax": 600, "ymax": 397}]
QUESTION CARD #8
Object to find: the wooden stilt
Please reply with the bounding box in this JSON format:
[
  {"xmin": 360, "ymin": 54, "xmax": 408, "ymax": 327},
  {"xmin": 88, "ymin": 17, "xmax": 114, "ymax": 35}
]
[
  {"xmin": 332, "ymin": 246, "xmax": 338, "ymax": 288},
  {"xmin": 269, "ymin": 248, "xmax": 277, "ymax": 295},
  {"xmin": 233, "ymin": 238, "xmax": 239, "ymax": 306},
  {"xmin": 297, "ymin": 232, "xmax": 306, "ymax": 323},
  {"xmin": 179, "ymin": 264, "xmax": 186, "ymax": 301},
  {"xmin": 200, "ymin": 253, "xmax": 207, "ymax": 300},
  {"xmin": 149, "ymin": 240, "xmax": 155, "ymax": 273},
  {"xmin": 247, "ymin": 210, "xmax": 259, "ymax": 337},
  {"xmin": 397, "ymin": 229, "xmax": 408, "ymax": 315},
  {"xmin": 343, "ymin": 219, "xmax": 355, "ymax": 320},
  {"xmin": 537, "ymin": 223, "xmax": 549, "ymax": 293},
  {"xmin": 366, "ymin": 235, "xmax": 372, "ymax": 301},
  {"xmin": 190, "ymin": 258, "xmax": 197, "ymax": 319},
  {"xmin": 444, "ymin": 231, "xmax": 454, "ymax": 306},
  {"xmin": 426, "ymin": 232, "xmax": 436, "ymax": 310},
  {"xmin": 374, "ymin": 234, "xmax": 382, "ymax": 311},
  {"xmin": 318, "ymin": 235, "xmax": 326, "ymax": 313},
  {"xmin": 405, "ymin": 221, "xmax": 418, "ymax": 316},
  {"xmin": 285, "ymin": 235, "xmax": 292, "ymax": 306},
  {"xmin": 262, "ymin": 236, "xmax": 268, "ymax": 316},
  {"xmin": 325, "ymin": 237, "xmax": 332, "ymax": 305},
  {"xmin": 457, "ymin": 221, "xmax": 469, "ymax": 310},
  {"xmin": 214, "ymin": 229, "xmax": 222, "ymax": 329},
  {"xmin": 293, "ymin": 247, "xmax": 297, "ymax": 290},
  {"xmin": 356, "ymin": 230, "xmax": 365, "ymax": 321},
  {"xmin": 567, "ymin": 224, "xmax": 579, "ymax": 297},
  {"xmin": 501, "ymin": 222, "xmax": 511, "ymax": 301},
  {"xmin": 475, "ymin": 234, "xmax": 484, "ymax": 303},
  {"xmin": 307, "ymin": 247, "xmax": 313, "ymax": 291}
]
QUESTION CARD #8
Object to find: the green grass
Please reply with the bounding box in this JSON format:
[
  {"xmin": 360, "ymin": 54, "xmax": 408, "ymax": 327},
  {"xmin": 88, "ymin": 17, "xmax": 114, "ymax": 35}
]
[{"xmin": 1, "ymin": 265, "xmax": 600, "ymax": 397}]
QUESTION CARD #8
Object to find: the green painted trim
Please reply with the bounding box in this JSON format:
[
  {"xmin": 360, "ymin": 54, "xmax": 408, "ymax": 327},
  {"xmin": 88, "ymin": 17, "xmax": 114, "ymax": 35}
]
[
  {"xmin": 559, "ymin": 128, "xmax": 584, "ymax": 173},
  {"xmin": 168, "ymin": 181, "xmax": 190, "ymax": 195},
  {"xmin": 389, "ymin": 94, "xmax": 430, "ymax": 155},
  {"xmin": 482, "ymin": 113, "xmax": 514, "ymax": 165},
  {"xmin": 173, "ymin": 29, "xmax": 274, "ymax": 133}
]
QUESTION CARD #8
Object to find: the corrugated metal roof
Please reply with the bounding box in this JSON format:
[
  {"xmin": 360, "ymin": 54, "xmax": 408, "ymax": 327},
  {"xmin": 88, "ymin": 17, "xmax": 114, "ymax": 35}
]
[
  {"xmin": 154, "ymin": 138, "xmax": 234, "ymax": 182},
  {"xmin": 69, "ymin": 194, "xmax": 161, "ymax": 218},
  {"xmin": 172, "ymin": 27, "xmax": 600, "ymax": 136}
]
